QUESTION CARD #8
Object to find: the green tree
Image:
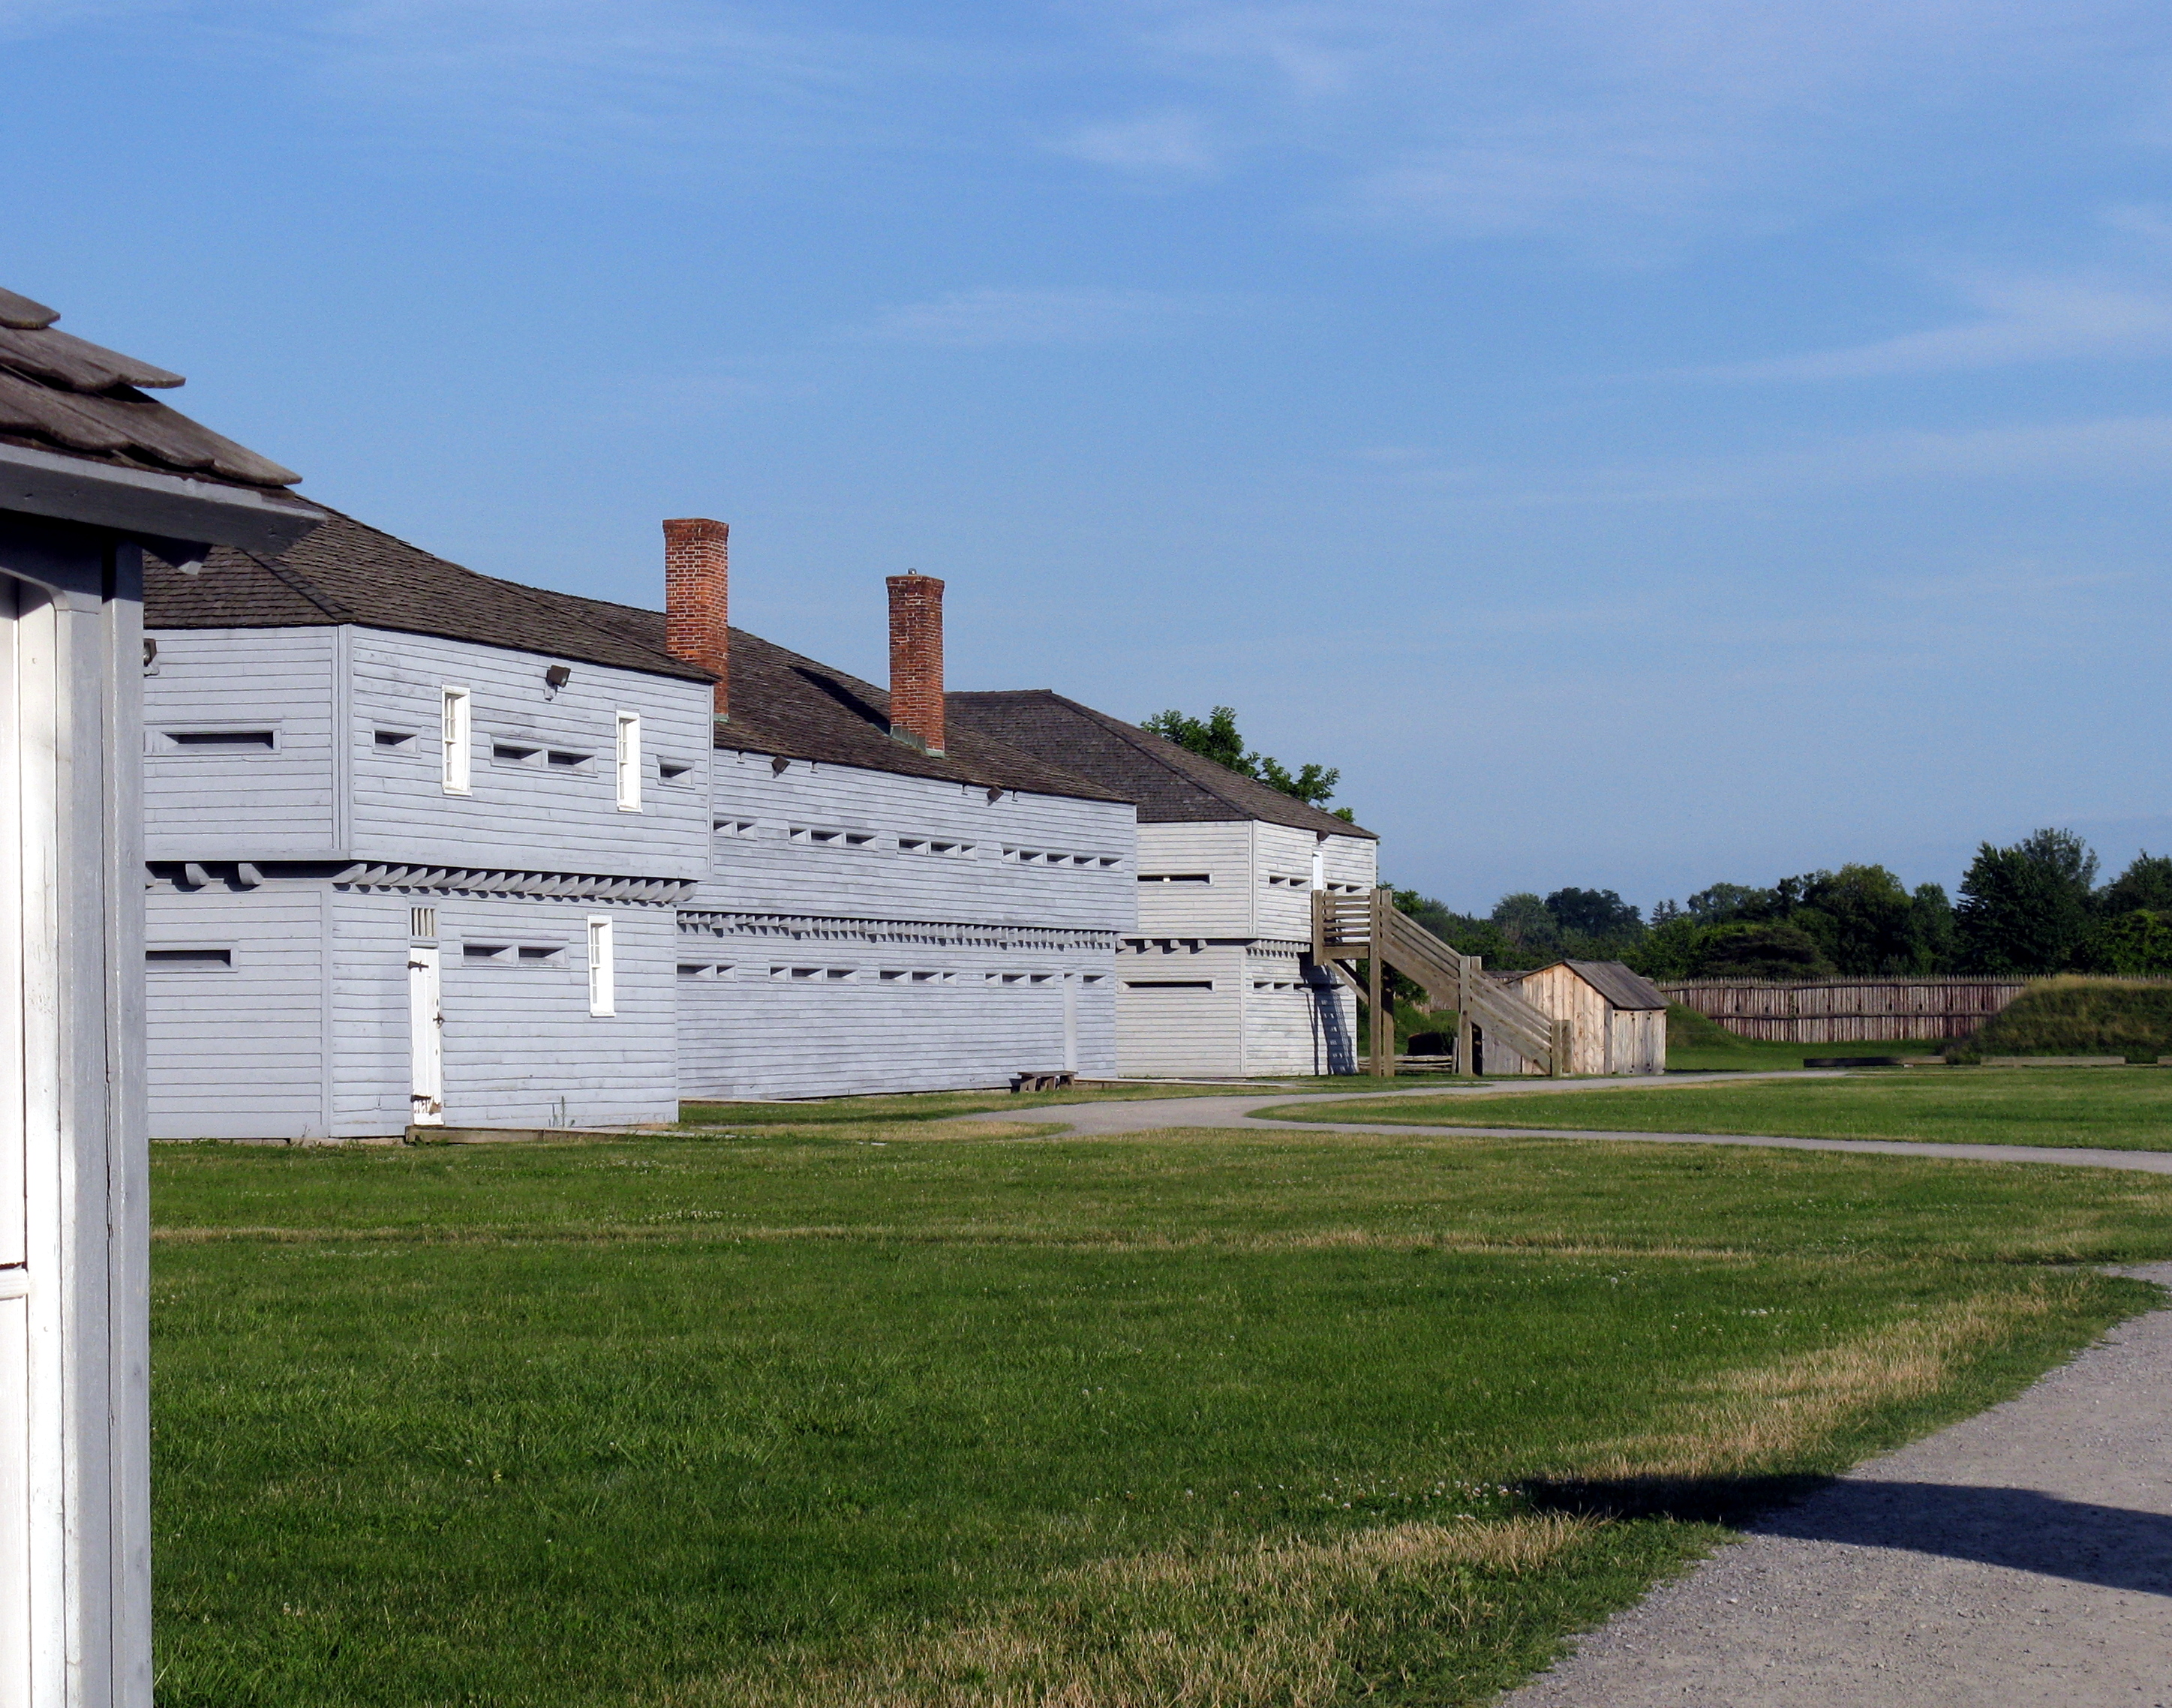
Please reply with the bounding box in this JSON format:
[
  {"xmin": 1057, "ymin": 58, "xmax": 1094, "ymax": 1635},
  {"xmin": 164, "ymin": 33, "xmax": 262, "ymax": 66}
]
[
  {"xmin": 2077, "ymin": 909, "xmax": 2172, "ymax": 976},
  {"xmin": 1545, "ymin": 887, "xmax": 1642, "ymax": 939},
  {"xmin": 2098, "ymin": 852, "xmax": 2172, "ymax": 917},
  {"xmin": 1489, "ymin": 893, "xmax": 1558, "ymax": 950},
  {"xmin": 1140, "ymin": 704, "xmax": 1344, "ymax": 811},
  {"xmin": 1789, "ymin": 864, "xmax": 1943, "ymax": 975},
  {"xmin": 1690, "ymin": 921, "xmax": 1836, "ymax": 980},
  {"xmin": 1956, "ymin": 828, "xmax": 2099, "ymax": 974}
]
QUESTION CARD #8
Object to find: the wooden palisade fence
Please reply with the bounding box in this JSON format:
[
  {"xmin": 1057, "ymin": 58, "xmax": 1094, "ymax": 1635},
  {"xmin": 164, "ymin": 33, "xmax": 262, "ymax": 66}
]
[{"xmin": 1659, "ymin": 977, "xmax": 2029, "ymax": 1043}]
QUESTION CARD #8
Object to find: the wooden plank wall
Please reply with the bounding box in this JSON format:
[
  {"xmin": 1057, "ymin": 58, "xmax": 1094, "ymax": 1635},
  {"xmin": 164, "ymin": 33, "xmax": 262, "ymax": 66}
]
[
  {"xmin": 1658, "ymin": 977, "xmax": 2032, "ymax": 1042},
  {"xmin": 332, "ymin": 887, "xmax": 681, "ymax": 1135},
  {"xmin": 350, "ymin": 628, "xmax": 714, "ymax": 879},
  {"xmin": 143, "ymin": 626, "xmax": 341, "ymax": 859}
]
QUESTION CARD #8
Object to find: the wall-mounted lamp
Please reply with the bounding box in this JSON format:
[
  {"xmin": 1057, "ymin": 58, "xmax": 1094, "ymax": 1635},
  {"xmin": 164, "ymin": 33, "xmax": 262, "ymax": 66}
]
[
  {"xmin": 985, "ymin": 786, "xmax": 1004, "ymax": 803},
  {"xmin": 771, "ymin": 755, "xmax": 790, "ymax": 775},
  {"xmin": 143, "ymin": 638, "xmax": 159, "ymax": 675},
  {"xmin": 543, "ymin": 664, "xmax": 573, "ymax": 696}
]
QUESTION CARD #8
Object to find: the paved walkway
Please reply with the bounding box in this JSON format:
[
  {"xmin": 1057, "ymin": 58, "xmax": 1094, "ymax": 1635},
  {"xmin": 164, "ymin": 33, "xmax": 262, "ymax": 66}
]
[
  {"xmin": 964, "ymin": 1075, "xmax": 2172, "ymax": 1174},
  {"xmin": 1501, "ymin": 1262, "xmax": 2172, "ymax": 1707}
]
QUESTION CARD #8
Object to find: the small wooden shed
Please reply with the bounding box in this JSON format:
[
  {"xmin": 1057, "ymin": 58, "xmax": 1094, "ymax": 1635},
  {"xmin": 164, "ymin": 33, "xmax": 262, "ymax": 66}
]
[{"xmin": 1489, "ymin": 960, "xmax": 1668, "ymax": 1076}]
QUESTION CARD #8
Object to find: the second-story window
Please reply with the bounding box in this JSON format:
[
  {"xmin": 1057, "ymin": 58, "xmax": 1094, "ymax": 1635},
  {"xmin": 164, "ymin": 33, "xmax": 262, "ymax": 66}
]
[
  {"xmin": 615, "ymin": 712, "xmax": 641, "ymax": 812},
  {"xmin": 440, "ymin": 686, "xmax": 471, "ymax": 795}
]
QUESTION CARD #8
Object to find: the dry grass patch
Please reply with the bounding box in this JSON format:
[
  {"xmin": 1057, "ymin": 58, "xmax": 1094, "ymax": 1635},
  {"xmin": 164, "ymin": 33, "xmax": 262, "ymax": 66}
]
[
  {"xmin": 1585, "ymin": 1280, "xmax": 2059, "ymax": 1480},
  {"xmin": 698, "ymin": 1517, "xmax": 1596, "ymax": 1708}
]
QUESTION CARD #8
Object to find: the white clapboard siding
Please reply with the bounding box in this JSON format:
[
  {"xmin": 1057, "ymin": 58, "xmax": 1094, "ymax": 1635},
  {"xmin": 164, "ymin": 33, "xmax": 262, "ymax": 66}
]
[
  {"xmin": 1114, "ymin": 941, "xmax": 1245, "ymax": 1076},
  {"xmin": 677, "ymin": 953, "xmax": 1115, "ymax": 1100},
  {"xmin": 146, "ymin": 869, "xmax": 332, "ymax": 1139},
  {"xmin": 143, "ymin": 627, "xmax": 340, "ymax": 859},
  {"xmin": 1134, "ymin": 822, "xmax": 1254, "ymax": 935},
  {"xmin": 1242, "ymin": 945, "xmax": 1359, "ymax": 1076},
  {"xmin": 702, "ymin": 749, "xmax": 1137, "ymax": 929},
  {"xmin": 327, "ymin": 888, "xmax": 681, "ymax": 1135},
  {"xmin": 1320, "ymin": 833, "xmax": 1377, "ymax": 894},
  {"xmin": 347, "ymin": 629, "xmax": 713, "ymax": 879}
]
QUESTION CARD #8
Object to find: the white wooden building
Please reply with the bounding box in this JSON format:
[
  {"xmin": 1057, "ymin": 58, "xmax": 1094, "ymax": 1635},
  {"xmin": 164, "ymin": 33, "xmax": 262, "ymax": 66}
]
[
  {"xmin": 1485, "ymin": 960, "xmax": 1669, "ymax": 1076},
  {"xmin": 139, "ymin": 512, "xmax": 1135, "ymax": 1130},
  {"xmin": 1, "ymin": 286, "xmax": 323, "ymax": 1708},
  {"xmin": 948, "ymin": 692, "xmax": 1374, "ymax": 1077},
  {"xmin": 142, "ymin": 512, "xmax": 716, "ymax": 1138}
]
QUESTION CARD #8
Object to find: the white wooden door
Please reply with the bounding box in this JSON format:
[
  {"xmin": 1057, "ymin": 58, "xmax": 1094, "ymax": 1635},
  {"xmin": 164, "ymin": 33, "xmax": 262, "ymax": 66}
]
[{"xmin": 408, "ymin": 944, "xmax": 443, "ymax": 1126}]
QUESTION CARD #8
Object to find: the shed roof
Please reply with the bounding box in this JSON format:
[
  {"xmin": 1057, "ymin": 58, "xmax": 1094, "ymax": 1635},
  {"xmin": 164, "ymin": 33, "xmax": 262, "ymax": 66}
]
[
  {"xmin": 145, "ymin": 509, "xmax": 1127, "ymax": 806},
  {"xmin": 946, "ymin": 689, "xmax": 1374, "ymax": 839},
  {"xmin": 0, "ymin": 286, "xmax": 302, "ymax": 489},
  {"xmin": 1509, "ymin": 959, "xmax": 1669, "ymax": 1012}
]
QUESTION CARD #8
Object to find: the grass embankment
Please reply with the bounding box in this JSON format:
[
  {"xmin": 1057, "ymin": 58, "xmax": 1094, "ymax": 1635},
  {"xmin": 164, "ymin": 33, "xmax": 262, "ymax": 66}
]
[
  {"xmin": 1952, "ymin": 975, "xmax": 2172, "ymax": 1062},
  {"xmin": 153, "ymin": 1121, "xmax": 2172, "ymax": 1706},
  {"xmin": 1659, "ymin": 1003, "xmax": 1925, "ymax": 1073},
  {"xmin": 1264, "ymin": 1067, "xmax": 2172, "ymax": 1151}
]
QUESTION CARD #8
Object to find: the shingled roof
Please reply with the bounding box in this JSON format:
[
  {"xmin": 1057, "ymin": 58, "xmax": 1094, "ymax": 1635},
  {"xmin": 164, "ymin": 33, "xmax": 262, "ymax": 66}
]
[
  {"xmin": 148, "ymin": 509, "xmax": 715, "ymax": 683},
  {"xmin": 1505, "ymin": 960, "xmax": 1669, "ymax": 1011},
  {"xmin": 946, "ymin": 689, "xmax": 1374, "ymax": 839},
  {"xmin": 0, "ymin": 286, "xmax": 301, "ymax": 489},
  {"xmin": 145, "ymin": 508, "xmax": 1128, "ymax": 805},
  {"xmin": 594, "ymin": 617, "xmax": 1127, "ymax": 803}
]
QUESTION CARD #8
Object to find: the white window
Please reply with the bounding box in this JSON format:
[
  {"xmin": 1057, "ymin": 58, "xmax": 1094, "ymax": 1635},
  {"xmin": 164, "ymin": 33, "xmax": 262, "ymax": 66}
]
[
  {"xmin": 440, "ymin": 686, "xmax": 471, "ymax": 794},
  {"xmin": 615, "ymin": 712, "xmax": 641, "ymax": 811},
  {"xmin": 587, "ymin": 915, "xmax": 615, "ymax": 1016}
]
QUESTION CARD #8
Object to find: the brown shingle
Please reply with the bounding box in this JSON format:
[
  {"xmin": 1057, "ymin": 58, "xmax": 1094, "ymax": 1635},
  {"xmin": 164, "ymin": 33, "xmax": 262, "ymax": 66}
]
[
  {"xmin": 947, "ymin": 689, "xmax": 1374, "ymax": 838},
  {"xmin": 145, "ymin": 508, "xmax": 1129, "ymax": 806},
  {"xmin": 0, "ymin": 286, "xmax": 300, "ymax": 488}
]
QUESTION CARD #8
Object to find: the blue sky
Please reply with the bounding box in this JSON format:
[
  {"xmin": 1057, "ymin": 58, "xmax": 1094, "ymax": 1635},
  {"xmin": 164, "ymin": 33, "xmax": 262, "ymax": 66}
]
[{"xmin": 11, "ymin": 0, "xmax": 2172, "ymax": 912}]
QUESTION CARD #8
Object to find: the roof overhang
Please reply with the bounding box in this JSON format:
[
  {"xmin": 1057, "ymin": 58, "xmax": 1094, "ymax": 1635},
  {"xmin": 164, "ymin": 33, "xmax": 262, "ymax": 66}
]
[{"xmin": 0, "ymin": 442, "xmax": 326, "ymax": 555}]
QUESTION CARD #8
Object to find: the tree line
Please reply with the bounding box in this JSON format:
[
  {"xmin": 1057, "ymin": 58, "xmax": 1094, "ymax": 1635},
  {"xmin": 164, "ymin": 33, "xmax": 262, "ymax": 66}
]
[
  {"xmin": 1137, "ymin": 707, "xmax": 2172, "ymax": 983},
  {"xmin": 1398, "ymin": 830, "xmax": 2172, "ymax": 981}
]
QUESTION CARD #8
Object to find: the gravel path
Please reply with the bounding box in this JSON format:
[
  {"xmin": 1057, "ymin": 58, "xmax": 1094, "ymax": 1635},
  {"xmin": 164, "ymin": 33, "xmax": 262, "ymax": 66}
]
[{"xmin": 1500, "ymin": 1262, "xmax": 2172, "ymax": 1707}]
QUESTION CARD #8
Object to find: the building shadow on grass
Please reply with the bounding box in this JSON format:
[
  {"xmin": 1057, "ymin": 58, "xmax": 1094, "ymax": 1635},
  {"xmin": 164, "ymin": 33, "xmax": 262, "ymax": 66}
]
[{"xmin": 1525, "ymin": 1475, "xmax": 2172, "ymax": 1597}]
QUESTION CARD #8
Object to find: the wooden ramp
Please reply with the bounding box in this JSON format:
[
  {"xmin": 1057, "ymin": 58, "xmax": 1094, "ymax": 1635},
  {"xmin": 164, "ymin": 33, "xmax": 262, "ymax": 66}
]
[{"xmin": 1312, "ymin": 890, "xmax": 1570, "ymax": 1079}]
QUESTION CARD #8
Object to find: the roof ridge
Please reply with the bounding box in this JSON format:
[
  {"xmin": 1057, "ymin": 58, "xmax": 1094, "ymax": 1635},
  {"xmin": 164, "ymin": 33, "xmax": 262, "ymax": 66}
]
[
  {"xmin": 1043, "ymin": 692, "xmax": 1296, "ymax": 821},
  {"xmin": 305, "ymin": 506, "xmax": 711, "ymax": 682}
]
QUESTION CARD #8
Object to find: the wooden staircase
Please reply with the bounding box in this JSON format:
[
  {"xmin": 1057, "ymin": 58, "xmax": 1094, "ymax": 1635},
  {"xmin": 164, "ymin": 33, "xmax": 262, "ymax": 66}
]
[{"xmin": 1312, "ymin": 889, "xmax": 1570, "ymax": 1079}]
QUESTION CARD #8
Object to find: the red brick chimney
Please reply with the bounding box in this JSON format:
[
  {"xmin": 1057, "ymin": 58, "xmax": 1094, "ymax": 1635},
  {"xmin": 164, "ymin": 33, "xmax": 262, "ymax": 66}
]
[
  {"xmin": 887, "ymin": 572, "xmax": 945, "ymax": 754},
  {"xmin": 662, "ymin": 518, "xmax": 729, "ymax": 718}
]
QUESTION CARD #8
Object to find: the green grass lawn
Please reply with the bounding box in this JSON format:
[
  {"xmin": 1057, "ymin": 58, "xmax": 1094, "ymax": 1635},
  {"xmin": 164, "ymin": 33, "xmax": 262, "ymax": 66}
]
[
  {"xmin": 1260, "ymin": 1067, "xmax": 2172, "ymax": 1151},
  {"xmin": 677, "ymin": 1078, "xmax": 1257, "ymax": 1128},
  {"xmin": 152, "ymin": 1120, "xmax": 2172, "ymax": 1706}
]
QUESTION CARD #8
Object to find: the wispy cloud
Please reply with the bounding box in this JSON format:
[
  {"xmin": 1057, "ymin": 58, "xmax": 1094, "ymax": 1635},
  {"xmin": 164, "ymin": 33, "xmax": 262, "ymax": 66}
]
[
  {"xmin": 199, "ymin": 0, "xmax": 973, "ymax": 168},
  {"xmin": 845, "ymin": 287, "xmax": 1233, "ymax": 348},
  {"xmin": 1695, "ymin": 275, "xmax": 2172, "ymax": 380},
  {"xmin": 1053, "ymin": 109, "xmax": 1223, "ymax": 176},
  {"xmin": 1068, "ymin": 1, "xmax": 2161, "ymax": 245}
]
